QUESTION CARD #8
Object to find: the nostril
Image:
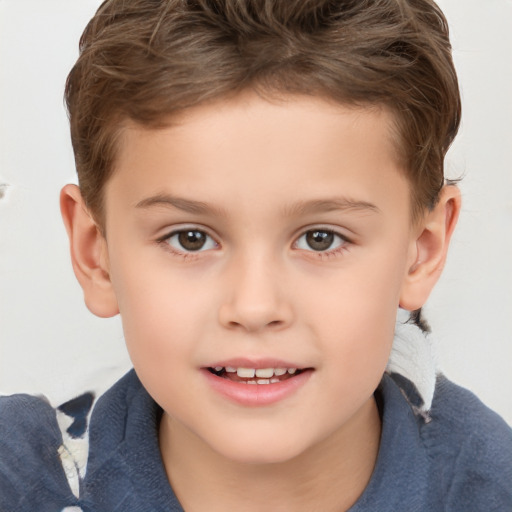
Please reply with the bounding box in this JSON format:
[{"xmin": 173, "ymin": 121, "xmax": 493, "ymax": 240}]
[
  {"xmin": 225, "ymin": 318, "xmax": 284, "ymax": 331},
  {"xmin": 218, "ymin": 298, "xmax": 293, "ymax": 332}
]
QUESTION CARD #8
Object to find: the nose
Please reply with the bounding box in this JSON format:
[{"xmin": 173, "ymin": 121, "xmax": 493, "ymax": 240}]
[{"xmin": 218, "ymin": 252, "xmax": 294, "ymax": 333}]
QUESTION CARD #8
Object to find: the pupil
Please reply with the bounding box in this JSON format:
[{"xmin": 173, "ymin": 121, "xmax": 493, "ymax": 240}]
[
  {"xmin": 306, "ymin": 230, "xmax": 333, "ymax": 251},
  {"xmin": 178, "ymin": 230, "xmax": 206, "ymax": 251}
]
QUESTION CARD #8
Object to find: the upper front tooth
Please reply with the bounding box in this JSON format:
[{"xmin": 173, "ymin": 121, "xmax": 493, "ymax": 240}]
[
  {"xmin": 229, "ymin": 367, "xmax": 299, "ymax": 378},
  {"xmin": 255, "ymin": 368, "xmax": 274, "ymax": 378},
  {"xmin": 237, "ymin": 367, "xmax": 256, "ymax": 378}
]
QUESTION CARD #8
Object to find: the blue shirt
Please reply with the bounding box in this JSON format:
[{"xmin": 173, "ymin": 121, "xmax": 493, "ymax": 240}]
[{"xmin": 1, "ymin": 370, "xmax": 511, "ymax": 511}]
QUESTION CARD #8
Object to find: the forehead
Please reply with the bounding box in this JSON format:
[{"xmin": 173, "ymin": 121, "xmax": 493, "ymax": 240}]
[{"xmin": 106, "ymin": 93, "xmax": 410, "ymax": 222}]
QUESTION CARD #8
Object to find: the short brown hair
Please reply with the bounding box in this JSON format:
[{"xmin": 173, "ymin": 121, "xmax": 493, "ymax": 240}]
[{"xmin": 65, "ymin": 0, "xmax": 461, "ymax": 226}]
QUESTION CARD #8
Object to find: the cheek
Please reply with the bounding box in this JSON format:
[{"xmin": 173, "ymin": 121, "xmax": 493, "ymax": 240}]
[
  {"xmin": 117, "ymin": 281, "xmax": 209, "ymax": 412},
  {"xmin": 107, "ymin": 252, "xmax": 214, "ymax": 369},
  {"xmin": 119, "ymin": 285, "xmax": 207, "ymax": 354},
  {"xmin": 301, "ymin": 247, "xmax": 407, "ymax": 370}
]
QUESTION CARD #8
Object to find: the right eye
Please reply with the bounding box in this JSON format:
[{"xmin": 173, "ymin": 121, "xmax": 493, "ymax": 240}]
[
  {"xmin": 164, "ymin": 229, "xmax": 217, "ymax": 253},
  {"xmin": 294, "ymin": 229, "xmax": 348, "ymax": 253}
]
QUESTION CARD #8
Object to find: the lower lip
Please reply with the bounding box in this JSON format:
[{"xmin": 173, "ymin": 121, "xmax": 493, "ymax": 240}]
[{"xmin": 202, "ymin": 369, "xmax": 313, "ymax": 407}]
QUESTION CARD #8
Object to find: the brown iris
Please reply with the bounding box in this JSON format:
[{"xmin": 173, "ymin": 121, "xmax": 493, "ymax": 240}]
[
  {"xmin": 178, "ymin": 230, "xmax": 207, "ymax": 251},
  {"xmin": 306, "ymin": 230, "xmax": 334, "ymax": 251}
]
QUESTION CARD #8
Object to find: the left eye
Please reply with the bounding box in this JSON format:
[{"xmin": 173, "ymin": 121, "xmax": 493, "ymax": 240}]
[
  {"xmin": 295, "ymin": 229, "xmax": 346, "ymax": 252},
  {"xmin": 165, "ymin": 229, "xmax": 217, "ymax": 252}
]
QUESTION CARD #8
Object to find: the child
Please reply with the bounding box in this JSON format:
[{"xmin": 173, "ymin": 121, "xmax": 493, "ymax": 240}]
[{"xmin": 1, "ymin": 0, "xmax": 511, "ymax": 510}]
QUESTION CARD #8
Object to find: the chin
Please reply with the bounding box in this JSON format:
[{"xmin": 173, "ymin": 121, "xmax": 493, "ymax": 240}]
[{"xmin": 209, "ymin": 432, "xmax": 310, "ymax": 466}]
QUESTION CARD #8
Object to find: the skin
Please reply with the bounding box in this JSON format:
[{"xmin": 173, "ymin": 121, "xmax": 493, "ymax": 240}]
[{"xmin": 61, "ymin": 92, "xmax": 460, "ymax": 511}]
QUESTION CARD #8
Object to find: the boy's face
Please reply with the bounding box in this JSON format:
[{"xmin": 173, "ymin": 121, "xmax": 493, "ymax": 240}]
[{"xmin": 100, "ymin": 93, "xmax": 419, "ymax": 463}]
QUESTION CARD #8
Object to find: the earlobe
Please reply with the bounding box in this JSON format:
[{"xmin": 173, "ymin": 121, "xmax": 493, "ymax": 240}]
[
  {"xmin": 60, "ymin": 184, "xmax": 119, "ymax": 318},
  {"xmin": 399, "ymin": 185, "xmax": 461, "ymax": 311}
]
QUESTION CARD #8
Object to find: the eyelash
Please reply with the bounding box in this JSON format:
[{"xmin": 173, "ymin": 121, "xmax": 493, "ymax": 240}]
[
  {"xmin": 156, "ymin": 228, "xmax": 218, "ymax": 259},
  {"xmin": 293, "ymin": 228, "xmax": 351, "ymax": 259},
  {"xmin": 156, "ymin": 227, "xmax": 352, "ymax": 259}
]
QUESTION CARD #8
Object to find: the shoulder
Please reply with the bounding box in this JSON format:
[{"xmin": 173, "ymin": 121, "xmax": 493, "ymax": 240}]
[
  {"xmin": 0, "ymin": 394, "xmax": 62, "ymax": 469},
  {"xmin": 0, "ymin": 393, "xmax": 80, "ymax": 511},
  {"xmin": 423, "ymin": 375, "xmax": 512, "ymax": 511},
  {"xmin": 427, "ymin": 375, "xmax": 512, "ymax": 461}
]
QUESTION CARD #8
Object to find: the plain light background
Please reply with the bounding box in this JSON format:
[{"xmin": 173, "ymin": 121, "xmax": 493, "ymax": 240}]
[{"xmin": 0, "ymin": 0, "xmax": 511, "ymax": 425}]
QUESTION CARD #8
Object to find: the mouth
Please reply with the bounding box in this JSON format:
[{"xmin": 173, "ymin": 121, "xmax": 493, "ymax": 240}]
[
  {"xmin": 203, "ymin": 363, "xmax": 313, "ymax": 405},
  {"xmin": 206, "ymin": 366, "xmax": 308, "ymax": 385}
]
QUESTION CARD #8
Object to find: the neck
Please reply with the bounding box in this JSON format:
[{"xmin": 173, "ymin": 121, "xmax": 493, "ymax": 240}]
[{"xmin": 159, "ymin": 396, "xmax": 381, "ymax": 512}]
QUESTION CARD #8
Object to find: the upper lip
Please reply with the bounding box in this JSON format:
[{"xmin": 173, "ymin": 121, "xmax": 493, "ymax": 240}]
[{"xmin": 205, "ymin": 358, "xmax": 308, "ymax": 370}]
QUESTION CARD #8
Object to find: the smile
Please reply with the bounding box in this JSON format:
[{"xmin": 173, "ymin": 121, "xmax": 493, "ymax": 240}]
[
  {"xmin": 203, "ymin": 363, "xmax": 313, "ymax": 406},
  {"xmin": 207, "ymin": 366, "xmax": 302, "ymax": 384}
]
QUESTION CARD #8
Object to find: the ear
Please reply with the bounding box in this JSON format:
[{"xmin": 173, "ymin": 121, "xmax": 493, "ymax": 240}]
[
  {"xmin": 399, "ymin": 185, "xmax": 461, "ymax": 311},
  {"xmin": 60, "ymin": 184, "xmax": 119, "ymax": 318}
]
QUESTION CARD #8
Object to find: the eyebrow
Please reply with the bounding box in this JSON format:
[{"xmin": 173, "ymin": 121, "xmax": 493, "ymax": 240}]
[
  {"xmin": 135, "ymin": 194, "xmax": 380, "ymax": 217},
  {"xmin": 135, "ymin": 194, "xmax": 227, "ymax": 216},
  {"xmin": 283, "ymin": 198, "xmax": 381, "ymax": 217}
]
